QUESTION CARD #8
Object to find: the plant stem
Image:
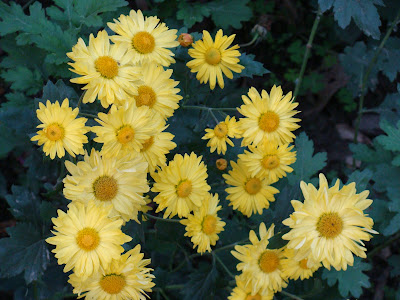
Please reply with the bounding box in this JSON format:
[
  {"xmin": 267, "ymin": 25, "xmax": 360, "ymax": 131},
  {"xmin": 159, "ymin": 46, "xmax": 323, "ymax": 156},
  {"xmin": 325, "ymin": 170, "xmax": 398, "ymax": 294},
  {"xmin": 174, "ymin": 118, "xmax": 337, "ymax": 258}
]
[
  {"xmin": 368, "ymin": 232, "xmax": 400, "ymax": 258},
  {"xmin": 280, "ymin": 290, "xmax": 304, "ymax": 300},
  {"xmin": 209, "ymin": 109, "xmax": 219, "ymax": 124},
  {"xmin": 214, "ymin": 253, "xmax": 236, "ymax": 279},
  {"xmin": 77, "ymin": 91, "xmax": 86, "ymax": 110},
  {"xmin": 182, "ymin": 105, "xmax": 237, "ymax": 112},
  {"xmin": 239, "ymin": 34, "xmax": 259, "ymax": 48},
  {"xmin": 143, "ymin": 212, "xmax": 181, "ymax": 223},
  {"xmin": 293, "ymin": 7, "xmax": 322, "ymax": 99},
  {"xmin": 165, "ymin": 284, "xmax": 185, "ymax": 290},
  {"xmin": 79, "ymin": 112, "xmax": 97, "ymax": 119},
  {"xmin": 353, "ymin": 7, "xmax": 400, "ymax": 145}
]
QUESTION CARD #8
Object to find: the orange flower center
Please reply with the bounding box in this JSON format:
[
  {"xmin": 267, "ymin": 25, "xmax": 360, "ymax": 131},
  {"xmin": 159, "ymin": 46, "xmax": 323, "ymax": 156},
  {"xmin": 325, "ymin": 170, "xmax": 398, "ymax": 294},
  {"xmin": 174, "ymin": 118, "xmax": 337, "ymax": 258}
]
[
  {"xmin": 100, "ymin": 274, "xmax": 126, "ymax": 294},
  {"xmin": 316, "ymin": 212, "xmax": 343, "ymax": 238},
  {"xmin": 259, "ymin": 250, "xmax": 280, "ymax": 273},
  {"xmin": 135, "ymin": 85, "xmax": 157, "ymax": 107},
  {"xmin": 261, "ymin": 155, "xmax": 280, "ymax": 170},
  {"xmin": 141, "ymin": 136, "xmax": 154, "ymax": 152},
  {"xmin": 95, "ymin": 56, "xmax": 119, "ymax": 79},
  {"xmin": 216, "ymin": 158, "xmax": 228, "ymax": 170},
  {"xmin": 299, "ymin": 259, "xmax": 309, "ymax": 270},
  {"xmin": 117, "ymin": 125, "xmax": 135, "ymax": 144},
  {"xmin": 45, "ymin": 123, "xmax": 64, "ymax": 141},
  {"xmin": 76, "ymin": 228, "xmax": 100, "ymax": 251},
  {"xmin": 202, "ymin": 215, "xmax": 217, "ymax": 235},
  {"xmin": 245, "ymin": 178, "xmax": 261, "ymax": 195},
  {"xmin": 214, "ymin": 122, "xmax": 228, "ymax": 138},
  {"xmin": 132, "ymin": 31, "xmax": 155, "ymax": 54},
  {"xmin": 205, "ymin": 47, "xmax": 221, "ymax": 65},
  {"xmin": 176, "ymin": 180, "xmax": 192, "ymax": 197},
  {"xmin": 259, "ymin": 111, "xmax": 280, "ymax": 132},
  {"xmin": 93, "ymin": 176, "xmax": 118, "ymax": 201},
  {"xmin": 246, "ymin": 294, "xmax": 262, "ymax": 300}
]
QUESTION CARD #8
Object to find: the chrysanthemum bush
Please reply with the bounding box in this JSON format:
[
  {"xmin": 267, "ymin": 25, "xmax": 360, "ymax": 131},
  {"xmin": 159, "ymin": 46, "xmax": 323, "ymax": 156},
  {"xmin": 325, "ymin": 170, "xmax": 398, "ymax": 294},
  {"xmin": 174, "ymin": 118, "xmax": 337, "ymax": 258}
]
[{"xmin": 1, "ymin": 0, "xmax": 400, "ymax": 299}]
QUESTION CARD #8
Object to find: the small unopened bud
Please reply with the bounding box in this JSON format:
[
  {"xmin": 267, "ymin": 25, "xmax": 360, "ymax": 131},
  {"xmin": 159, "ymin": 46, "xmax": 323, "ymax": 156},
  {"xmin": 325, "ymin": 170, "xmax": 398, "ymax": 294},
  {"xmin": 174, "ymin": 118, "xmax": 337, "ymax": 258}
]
[
  {"xmin": 178, "ymin": 33, "xmax": 193, "ymax": 47},
  {"xmin": 216, "ymin": 158, "xmax": 228, "ymax": 171},
  {"xmin": 251, "ymin": 24, "xmax": 268, "ymax": 39}
]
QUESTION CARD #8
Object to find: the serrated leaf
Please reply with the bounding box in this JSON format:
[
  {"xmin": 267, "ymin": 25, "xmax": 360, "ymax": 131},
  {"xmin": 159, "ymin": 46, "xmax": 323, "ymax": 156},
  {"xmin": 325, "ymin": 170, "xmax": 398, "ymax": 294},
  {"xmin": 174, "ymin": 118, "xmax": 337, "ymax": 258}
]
[
  {"xmin": 39, "ymin": 80, "xmax": 79, "ymax": 104},
  {"xmin": 346, "ymin": 169, "xmax": 373, "ymax": 191},
  {"xmin": 234, "ymin": 53, "xmax": 270, "ymax": 79},
  {"xmin": 378, "ymin": 92, "xmax": 400, "ymax": 124},
  {"xmin": 208, "ymin": 0, "xmax": 252, "ymax": 29},
  {"xmin": 1, "ymin": 66, "xmax": 43, "ymax": 95},
  {"xmin": 176, "ymin": 2, "xmax": 210, "ymax": 28},
  {"xmin": 0, "ymin": 223, "xmax": 50, "ymax": 284},
  {"xmin": 376, "ymin": 120, "xmax": 400, "ymax": 152},
  {"xmin": 350, "ymin": 142, "xmax": 392, "ymax": 164},
  {"xmin": 5, "ymin": 186, "xmax": 40, "ymax": 221},
  {"xmin": 376, "ymin": 37, "xmax": 400, "ymax": 81},
  {"xmin": 331, "ymin": 0, "xmax": 383, "ymax": 39},
  {"xmin": 322, "ymin": 257, "xmax": 371, "ymax": 298},
  {"xmin": 287, "ymin": 132, "xmax": 327, "ymax": 185},
  {"xmin": 318, "ymin": 0, "xmax": 335, "ymax": 12},
  {"xmin": 182, "ymin": 260, "xmax": 218, "ymax": 300}
]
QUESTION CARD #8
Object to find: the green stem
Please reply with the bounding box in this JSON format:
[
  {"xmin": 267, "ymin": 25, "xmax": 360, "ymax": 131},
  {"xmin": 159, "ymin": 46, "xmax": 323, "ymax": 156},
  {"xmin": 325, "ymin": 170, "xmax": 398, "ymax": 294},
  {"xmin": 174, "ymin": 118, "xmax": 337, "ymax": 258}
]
[
  {"xmin": 280, "ymin": 290, "xmax": 304, "ymax": 300},
  {"xmin": 79, "ymin": 112, "xmax": 97, "ymax": 119},
  {"xmin": 214, "ymin": 253, "xmax": 236, "ymax": 279},
  {"xmin": 182, "ymin": 105, "xmax": 237, "ymax": 112},
  {"xmin": 293, "ymin": 8, "xmax": 322, "ymax": 99},
  {"xmin": 368, "ymin": 232, "xmax": 400, "ymax": 258},
  {"xmin": 157, "ymin": 288, "xmax": 171, "ymax": 300},
  {"xmin": 143, "ymin": 212, "xmax": 181, "ymax": 223},
  {"xmin": 209, "ymin": 109, "xmax": 219, "ymax": 124},
  {"xmin": 239, "ymin": 34, "xmax": 259, "ymax": 48},
  {"xmin": 77, "ymin": 91, "xmax": 86, "ymax": 110},
  {"xmin": 353, "ymin": 7, "xmax": 400, "ymax": 145},
  {"xmin": 165, "ymin": 284, "xmax": 185, "ymax": 290}
]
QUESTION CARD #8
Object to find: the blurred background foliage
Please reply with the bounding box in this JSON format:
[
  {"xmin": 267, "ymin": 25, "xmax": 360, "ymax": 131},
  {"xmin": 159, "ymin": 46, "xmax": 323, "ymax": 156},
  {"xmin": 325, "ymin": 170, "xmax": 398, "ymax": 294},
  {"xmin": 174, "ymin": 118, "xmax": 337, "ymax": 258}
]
[{"xmin": 0, "ymin": 0, "xmax": 400, "ymax": 299}]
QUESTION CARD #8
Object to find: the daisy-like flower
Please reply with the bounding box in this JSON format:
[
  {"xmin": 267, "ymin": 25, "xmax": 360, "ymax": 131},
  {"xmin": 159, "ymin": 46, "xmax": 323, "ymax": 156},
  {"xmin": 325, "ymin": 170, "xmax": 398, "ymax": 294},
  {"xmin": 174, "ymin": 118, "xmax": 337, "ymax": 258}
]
[
  {"xmin": 67, "ymin": 30, "xmax": 139, "ymax": 108},
  {"xmin": 69, "ymin": 245, "xmax": 155, "ymax": 299},
  {"xmin": 46, "ymin": 201, "xmax": 132, "ymax": 279},
  {"xmin": 31, "ymin": 99, "xmax": 88, "ymax": 159},
  {"xmin": 136, "ymin": 117, "xmax": 176, "ymax": 174},
  {"xmin": 152, "ymin": 152, "xmax": 211, "ymax": 218},
  {"xmin": 126, "ymin": 63, "xmax": 182, "ymax": 119},
  {"xmin": 281, "ymin": 248, "xmax": 320, "ymax": 281},
  {"xmin": 239, "ymin": 141, "xmax": 296, "ymax": 183},
  {"xmin": 228, "ymin": 275, "xmax": 274, "ymax": 300},
  {"xmin": 238, "ymin": 86, "xmax": 301, "ymax": 147},
  {"xmin": 63, "ymin": 149, "xmax": 149, "ymax": 223},
  {"xmin": 91, "ymin": 102, "xmax": 157, "ymax": 158},
  {"xmin": 202, "ymin": 116, "xmax": 242, "ymax": 155},
  {"xmin": 231, "ymin": 223, "xmax": 287, "ymax": 294},
  {"xmin": 223, "ymin": 159, "xmax": 279, "ymax": 217},
  {"xmin": 180, "ymin": 193, "xmax": 226, "ymax": 254},
  {"xmin": 282, "ymin": 173, "xmax": 378, "ymax": 271},
  {"xmin": 108, "ymin": 10, "xmax": 179, "ymax": 66},
  {"xmin": 187, "ymin": 29, "xmax": 244, "ymax": 90}
]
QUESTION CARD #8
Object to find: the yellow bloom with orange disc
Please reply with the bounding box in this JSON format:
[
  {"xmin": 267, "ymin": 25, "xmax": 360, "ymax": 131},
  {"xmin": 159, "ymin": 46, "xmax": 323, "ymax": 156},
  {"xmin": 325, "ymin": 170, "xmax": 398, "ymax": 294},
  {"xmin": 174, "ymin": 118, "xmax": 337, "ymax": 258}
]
[
  {"xmin": 31, "ymin": 98, "xmax": 88, "ymax": 159},
  {"xmin": 46, "ymin": 201, "xmax": 132, "ymax": 279},
  {"xmin": 282, "ymin": 173, "xmax": 378, "ymax": 271},
  {"xmin": 180, "ymin": 193, "xmax": 226, "ymax": 254},
  {"xmin": 229, "ymin": 275, "xmax": 274, "ymax": 300},
  {"xmin": 238, "ymin": 86, "xmax": 300, "ymax": 146},
  {"xmin": 281, "ymin": 248, "xmax": 320, "ymax": 281},
  {"xmin": 67, "ymin": 30, "xmax": 139, "ymax": 108},
  {"xmin": 187, "ymin": 30, "xmax": 244, "ymax": 90},
  {"xmin": 68, "ymin": 245, "xmax": 154, "ymax": 299},
  {"xmin": 108, "ymin": 10, "xmax": 179, "ymax": 66}
]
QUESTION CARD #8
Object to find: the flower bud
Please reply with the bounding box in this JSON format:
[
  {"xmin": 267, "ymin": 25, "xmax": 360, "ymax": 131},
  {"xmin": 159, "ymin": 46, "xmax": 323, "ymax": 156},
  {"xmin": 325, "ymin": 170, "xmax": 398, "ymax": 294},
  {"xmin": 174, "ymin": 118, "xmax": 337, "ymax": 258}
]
[
  {"xmin": 178, "ymin": 33, "xmax": 193, "ymax": 47},
  {"xmin": 216, "ymin": 158, "xmax": 228, "ymax": 171}
]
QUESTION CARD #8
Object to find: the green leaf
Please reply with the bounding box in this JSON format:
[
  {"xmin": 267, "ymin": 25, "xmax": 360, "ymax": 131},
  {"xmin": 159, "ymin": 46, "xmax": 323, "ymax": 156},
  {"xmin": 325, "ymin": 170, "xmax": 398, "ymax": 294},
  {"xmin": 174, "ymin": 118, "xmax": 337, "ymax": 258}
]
[
  {"xmin": 208, "ymin": 0, "xmax": 252, "ymax": 29},
  {"xmin": 378, "ymin": 92, "xmax": 400, "ymax": 124},
  {"xmin": 0, "ymin": 223, "xmax": 50, "ymax": 284},
  {"xmin": 346, "ymin": 169, "xmax": 373, "ymax": 191},
  {"xmin": 350, "ymin": 142, "xmax": 392, "ymax": 164},
  {"xmin": 376, "ymin": 38, "xmax": 400, "ymax": 82},
  {"xmin": 388, "ymin": 255, "xmax": 400, "ymax": 278},
  {"xmin": 182, "ymin": 259, "xmax": 218, "ymax": 300},
  {"xmin": 318, "ymin": 0, "xmax": 335, "ymax": 12},
  {"xmin": 329, "ymin": 0, "xmax": 383, "ymax": 39},
  {"xmin": 176, "ymin": 2, "xmax": 210, "ymax": 28},
  {"xmin": 322, "ymin": 257, "xmax": 372, "ymax": 298},
  {"xmin": 287, "ymin": 132, "xmax": 327, "ymax": 185},
  {"xmin": 40, "ymin": 80, "xmax": 79, "ymax": 104},
  {"xmin": 5, "ymin": 186, "xmax": 40, "ymax": 221},
  {"xmin": 376, "ymin": 120, "xmax": 400, "ymax": 152},
  {"xmin": 1, "ymin": 66, "xmax": 42, "ymax": 95},
  {"xmin": 235, "ymin": 53, "xmax": 270, "ymax": 79}
]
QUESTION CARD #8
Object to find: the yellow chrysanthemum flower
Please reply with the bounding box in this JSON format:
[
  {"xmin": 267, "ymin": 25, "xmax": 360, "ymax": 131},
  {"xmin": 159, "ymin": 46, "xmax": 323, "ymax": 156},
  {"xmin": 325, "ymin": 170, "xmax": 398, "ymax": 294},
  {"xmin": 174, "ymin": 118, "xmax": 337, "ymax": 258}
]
[
  {"xmin": 126, "ymin": 63, "xmax": 182, "ymax": 119},
  {"xmin": 108, "ymin": 10, "xmax": 179, "ymax": 66},
  {"xmin": 187, "ymin": 29, "xmax": 244, "ymax": 90},
  {"xmin": 68, "ymin": 245, "xmax": 154, "ymax": 299},
  {"xmin": 67, "ymin": 30, "xmax": 139, "ymax": 108},
  {"xmin": 136, "ymin": 117, "xmax": 176, "ymax": 174},
  {"xmin": 228, "ymin": 275, "xmax": 274, "ymax": 300},
  {"xmin": 63, "ymin": 149, "xmax": 149, "ymax": 223},
  {"xmin": 31, "ymin": 99, "xmax": 88, "ymax": 159},
  {"xmin": 152, "ymin": 152, "xmax": 211, "ymax": 218},
  {"xmin": 238, "ymin": 86, "xmax": 301, "ymax": 146},
  {"xmin": 281, "ymin": 248, "xmax": 320, "ymax": 281},
  {"xmin": 180, "ymin": 193, "xmax": 226, "ymax": 254},
  {"xmin": 282, "ymin": 173, "xmax": 378, "ymax": 271},
  {"xmin": 91, "ymin": 102, "xmax": 157, "ymax": 158},
  {"xmin": 239, "ymin": 141, "xmax": 296, "ymax": 183},
  {"xmin": 46, "ymin": 201, "xmax": 132, "ymax": 279},
  {"xmin": 202, "ymin": 116, "xmax": 242, "ymax": 155},
  {"xmin": 223, "ymin": 159, "xmax": 279, "ymax": 217},
  {"xmin": 231, "ymin": 223, "xmax": 287, "ymax": 294}
]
